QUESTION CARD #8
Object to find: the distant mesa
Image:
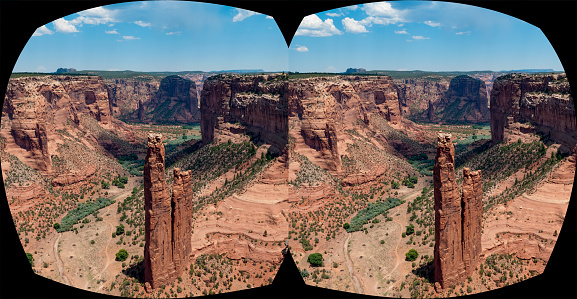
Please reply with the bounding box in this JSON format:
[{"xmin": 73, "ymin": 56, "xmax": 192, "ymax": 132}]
[
  {"xmin": 55, "ymin": 68, "xmax": 77, "ymax": 73},
  {"xmin": 344, "ymin": 68, "xmax": 366, "ymax": 74}
]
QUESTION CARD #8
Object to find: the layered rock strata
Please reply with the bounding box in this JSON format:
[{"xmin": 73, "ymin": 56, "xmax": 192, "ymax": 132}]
[
  {"xmin": 395, "ymin": 77, "xmax": 449, "ymax": 118},
  {"xmin": 2, "ymin": 75, "xmax": 113, "ymax": 172},
  {"xmin": 437, "ymin": 75, "xmax": 489, "ymax": 123},
  {"xmin": 144, "ymin": 133, "xmax": 194, "ymax": 290},
  {"xmin": 433, "ymin": 133, "xmax": 464, "ymax": 289},
  {"xmin": 201, "ymin": 74, "xmax": 288, "ymax": 154},
  {"xmin": 490, "ymin": 73, "xmax": 575, "ymax": 151},
  {"xmin": 434, "ymin": 133, "xmax": 483, "ymax": 290},
  {"xmin": 144, "ymin": 133, "xmax": 175, "ymax": 289},
  {"xmin": 461, "ymin": 168, "xmax": 482, "ymax": 276}
]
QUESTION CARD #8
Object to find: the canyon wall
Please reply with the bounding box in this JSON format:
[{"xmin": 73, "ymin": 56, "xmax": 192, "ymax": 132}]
[
  {"xmin": 490, "ymin": 73, "xmax": 575, "ymax": 151},
  {"xmin": 2, "ymin": 76, "xmax": 113, "ymax": 172},
  {"xmin": 437, "ymin": 75, "xmax": 489, "ymax": 123},
  {"xmin": 434, "ymin": 133, "xmax": 483, "ymax": 290},
  {"xmin": 200, "ymin": 74, "xmax": 288, "ymax": 154},
  {"xmin": 395, "ymin": 77, "xmax": 449, "ymax": 118},
  {"xmin": 287, "ymin": 75, "xmax": 401, "ymax": 174},
  {"xmin": 107, "ymin": 75, "xmax": 201, "ymax": 124}
]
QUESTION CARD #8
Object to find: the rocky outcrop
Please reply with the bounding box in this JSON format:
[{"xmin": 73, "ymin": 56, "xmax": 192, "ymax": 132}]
[
  {"xmin": 2, "ymin": 76, "xmax": 113, "ymax": 172},
  {"xmin": 461, "ymin": 168, "xmax": 482, "ymax": 276},
  {"xmin": 144, "ymin": 133, "xmax": 175, "ymax": 290},
  {"xmin": 433, "ymin": 133, "xmax": 483, "ymax": 290},
  {"xmin": 395, "ymin": 77, "xmax": 449, "ymax": 118},
  {"xmin": 150, "ymin": 75, "xmax": 199, "ymax": 123},
  {"xmin": 201, "ymin": 74, "xmax": 288, "ymax": 154},
  {"xmin": 433, "ymin": 133, "xmax": 464, "ymax": 289},
  {"xmin": 490, "ymin": 73, "xmax": 575, "ymax": 151},
  {"xmin": 144, "ymin": 134, "xmax": 195, "ymax": 290},
  {"xmin": 436, "ymin": 75, "xmax": 489, "ymax": 123}
]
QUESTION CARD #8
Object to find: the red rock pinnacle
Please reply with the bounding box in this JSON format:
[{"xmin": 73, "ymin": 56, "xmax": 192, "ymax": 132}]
[
  {"xmin": 433, "ymin": 133, "xmax": 483, "ymax": 290},
  {"xmin": 433, "ymin": 133, "xmax": 465, "ymax": 289},
  {"xmin": 171, "ymin": 167, "xmax": 193, "ymax": 276},
  {"xmin": 144, "ymin": 133, "xmax": 175, "ymax": 290}
]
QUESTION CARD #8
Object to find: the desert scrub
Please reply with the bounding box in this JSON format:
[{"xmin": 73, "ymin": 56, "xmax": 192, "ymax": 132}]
[{"xmin": 290, "ymin": 154, "xmax": 333, "ymax": 187}]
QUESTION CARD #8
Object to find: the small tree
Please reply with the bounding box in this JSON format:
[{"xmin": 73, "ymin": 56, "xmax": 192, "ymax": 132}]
[
  {"xmin": 307, "ymin": 253, "xmax": 324, "ymax": 267},
  {"xmin": 405, "ymin": 224, "xmax": 415, "ymax": 236},
  {"xmin": 343, "ymin": 223, "xmax": 350, "ymax": 230},
  {"xmin": 405, "ymin": 249, "xmax": 418, "ymax": 261},
  {"xmin": 53, "ymin": 222, "xmax": 60, "ymax": 231},
  {"xmin": 116, "ymin": 224, "xmax": 125, "ymax": 235},
  {"xmin": 300, "ymin": 269, "xmax": 310, "ymax": 277},
  {"xmin": 26, "ymin": 253, "xmax": 34, "ymax": 266},
  {"xmin": 116, "ymin": 249, "xmax": 129, "ymax": 261}
]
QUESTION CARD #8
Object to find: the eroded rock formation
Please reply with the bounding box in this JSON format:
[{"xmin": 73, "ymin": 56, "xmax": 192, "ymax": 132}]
[
  {"xmin": 437, "ymin": 75, "xmax": 489, "ymax": 123},
  {"xmin": 144, "ymin": 133, "xmax": 175, "ymax": 289},
  {"xmin": 461, "ymin": 168, "xmax": 482, "ymax": 276},
  {"xmin": 434, "ymin": 133, "xmax": 483, "ymax": 290},
  {"xmin": 395, "ymin": 77, "xmax": 449, "ymax": 118},
  {"xmin": 201, "ymin": 74, "xmax": 288, "ymax": 154},
  {"xmin": 144, "ymin": 134, "xmax": 194, "ymax": 290},
  {"xmin": 433, "ymin": 133, "xmax": 464, "ymax": 289},
  {"xmin": 490, "ymin": 73, "xmax": 575, "ymax": 152}
]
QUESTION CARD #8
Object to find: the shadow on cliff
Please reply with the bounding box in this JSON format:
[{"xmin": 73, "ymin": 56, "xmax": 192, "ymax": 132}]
[
  {"xmin": 412, "ymin": 260, "xmax": 434, "ymax": 284},
  {"xmin": 123, "ymin": 260, "xmax": 145, "ymax": 284}
]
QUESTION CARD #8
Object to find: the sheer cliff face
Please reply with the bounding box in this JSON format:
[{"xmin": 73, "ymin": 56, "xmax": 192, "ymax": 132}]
[
  {"xmin": 395, "ymin": 77, "xmax": 449, "ymax": 117},
  {"xmin": 107, "ymin": 75, "xmax": 200, "ymax": 124},
  {"xmin": 490, "ymin": 73, "xmax": 575, "ymax": 150},
  {"xmin": 2, "ymin": 76, "xmax": 113, "ymax": 172},
  {"xmin": 439, "ymin": 75, "xmax": 489, "ymax": 123},
  {"xmin": 287, "ymin": 76, "xmax": 401, "ymax": 174},
  {"xmin": 200, "ymin": 74, "xmax": 288, "ymax": 154}
]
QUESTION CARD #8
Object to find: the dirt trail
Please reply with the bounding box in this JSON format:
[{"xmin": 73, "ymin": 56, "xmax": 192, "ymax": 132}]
[
  {"xmin": 93, "ymin": 203, "xmax": 116, "ymax": 291},
  {"xmin": 53, "ymin": 233, "xmax": 70, "ymax": 285},
  {"xmin": 343, "ymin": 233, "xmax": 363, "ymax": 294}
]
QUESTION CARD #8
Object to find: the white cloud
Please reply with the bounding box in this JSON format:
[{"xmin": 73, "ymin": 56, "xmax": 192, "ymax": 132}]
[
  {"xmin": 346, "ymin": 5, "xmax": 358, "ymax": 11},
  {"xmin": 53, "ymin": 18, "xmax": 79, "ymax": 33},
  {"xmin": 74, "ymin": 7, "xmax": 118, "ymax": 25},
  {"xmin": 326, "ymin": 12, "xmax": 342, "ymax": 17},
  {"xmin": 412, "ymin": 35, "xmax": 430, "ymax": 40},
  {"xmin": 293, "ymin": 45, "xmax": 309, "ymax": 52},
  {"xmin": 105, "ymin": 29, "xmax": 119, "ymax": 34},
  {"xmin": 266, "ymin": 16, "xmax": 274, "ymax": 20},
  {"xmin": 424, "ymin": 20, "xmax": 441, "ymax": 27},
  {"xmin": 456, "ymin": 31, "xmax": 471, "ymax": 35},
  {"xmin": 123, "ymin": 36, "xmax": 140, "ymax": 40},
  {"xmin": 134, "ymin": 20, "xmax": 151, "ymax": 27},
  {"xmin": 342, "ymin": 17, "xmax": 368, "ymax": 34},
  {"xmin": 362, "ymin": 2, "xmax": 404, "ymax": 19},
  {"xmin": 296, "ymin": 14, "xmax": 342, "ymax": 37},
  {"xmin": 395, "ymin": 29, "xmax": 408, "ymax": 34},
  {"xmin": 326, "ymin": 65, "xmax": 337, "ymax": 72},
  {"xmin": 166, "ymin": 31, "xmax": 181, "ymax": 35},
  {"xmin": 36, "ymin": 65, "xmax": 48, "ymax": 72},
  {"xmin": 233, "ymin": 8, "xmax": 259, "ymax": 22},
  {"xmin": 32, "ymin": 25, "xmax": 54, "ymax": 36}
]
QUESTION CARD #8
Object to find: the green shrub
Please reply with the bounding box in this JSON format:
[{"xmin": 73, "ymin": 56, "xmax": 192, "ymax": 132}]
[
  {"xmin": 58, "ymin": 198, "xmax": 114, "ymax": 232},
  {"xmin": 300, "ymin": 269, "xmax": 309, "ymax": 277},
  {"xmin": 405, "ymin": 224, "xmax": 415, "ymax": 235},
  {"xmin": 26, "ymin": 253, "xmax": 34, "ymax": 266},
  {"xmin": 53, "ymin": 222, "xmax": 60, "ymax": 230},
  {"xmin": 307, "ymin": 253, "xmax": 323, "ymax": 267},
  {"xmin": 405, "ymin": 249, "xmax": 418, "ymax": 261},
  {"xmin": 343, "ymin": 223, "xmax": 350, "ymax": 230},
  {"xmin": 347, "ymin": 198, "xmax": 403, "ymax": 232},
  {"xmin": 116, "ymin": 249, "xmax": 129, "ymax": 261}
]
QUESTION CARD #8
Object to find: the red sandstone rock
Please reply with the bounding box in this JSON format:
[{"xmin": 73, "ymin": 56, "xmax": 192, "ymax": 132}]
[
  {"xmin": 395, "ymin": 77, "xmax": 449, "ymax": 118},
  {"xmin": 461, "ymin": 167, "xmax": 483, "ymax": 276},
  {"xmin": 433, "ymin": 133, "xmax": 465, "ymax": 289},
  {"xmin": 490, "ymin": 73, "xmax": 575, "ymax": 152},
  {"xmin": 144, "ymin": 133, "xmax": 175, "ymax": 289},
  {"xmin": 171, "ymin": 168, "xmax": 193, "ymax": 276}
]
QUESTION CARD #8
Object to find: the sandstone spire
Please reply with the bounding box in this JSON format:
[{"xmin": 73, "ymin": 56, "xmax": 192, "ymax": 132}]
[
  {"xmin": 461, "ymin": 168, "xmax": 483, "ymax": 276},
  {"xmin": 433, "ymin": 133, "xmax": 464, "ymax": 289},
  {"xmin": 433, "ymin": 133, "xmax": 483, "ymax": 290},
  {"xmin": 171, "ymin": 168, "xmax": 193, "ymax": 276},
  {"xmin": 144, "ymin": 133, "xmax": 175, "ymax": 289}
]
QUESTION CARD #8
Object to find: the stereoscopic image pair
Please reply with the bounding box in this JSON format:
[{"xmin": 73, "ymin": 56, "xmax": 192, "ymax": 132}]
[{"xmin": 2, "ymin": 1, "xmax": 574, "ymax": 298}]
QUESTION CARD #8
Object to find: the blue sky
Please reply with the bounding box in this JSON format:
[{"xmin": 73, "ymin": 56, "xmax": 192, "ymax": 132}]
[{"xmin": 14, "ymin": 1, "xmax": 563, "ymax": 73}]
